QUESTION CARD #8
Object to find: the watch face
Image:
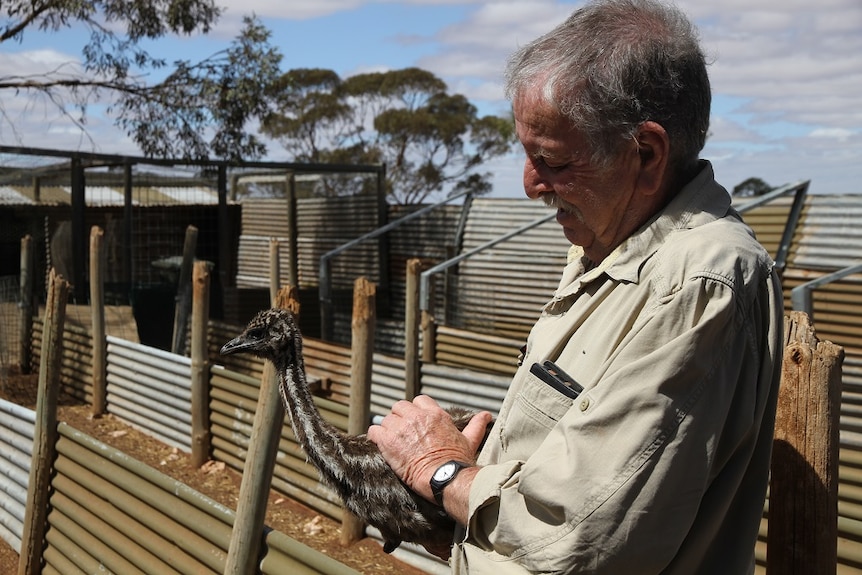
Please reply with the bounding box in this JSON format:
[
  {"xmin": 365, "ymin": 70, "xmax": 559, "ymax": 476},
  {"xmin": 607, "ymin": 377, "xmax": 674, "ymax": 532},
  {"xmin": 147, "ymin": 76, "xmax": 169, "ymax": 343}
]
[{"xmin": 434, "ymin": 462, "xmax": 457, "ymax": 481}]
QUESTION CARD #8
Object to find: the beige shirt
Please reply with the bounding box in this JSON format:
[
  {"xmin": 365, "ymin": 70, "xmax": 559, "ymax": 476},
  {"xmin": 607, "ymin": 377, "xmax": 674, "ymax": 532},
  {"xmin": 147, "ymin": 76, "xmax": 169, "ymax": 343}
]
[{"xmin": 451, "ymin": 163, "xmax": 783, "ymax": 575}]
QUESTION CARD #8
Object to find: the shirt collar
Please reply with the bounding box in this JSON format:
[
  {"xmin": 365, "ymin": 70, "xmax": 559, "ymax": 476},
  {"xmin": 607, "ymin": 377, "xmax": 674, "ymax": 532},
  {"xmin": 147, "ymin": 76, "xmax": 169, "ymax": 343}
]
[{"xmin": 552, "ymin": 161, "xmax": 731, "ymax": 299}]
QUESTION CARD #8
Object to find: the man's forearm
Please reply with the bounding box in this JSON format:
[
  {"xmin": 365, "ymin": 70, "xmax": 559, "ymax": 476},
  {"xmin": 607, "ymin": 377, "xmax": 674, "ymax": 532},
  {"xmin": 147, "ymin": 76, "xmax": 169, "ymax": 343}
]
[{"xmin": 441, "ymin": 465, "xmax": 481, "ymax": 526}]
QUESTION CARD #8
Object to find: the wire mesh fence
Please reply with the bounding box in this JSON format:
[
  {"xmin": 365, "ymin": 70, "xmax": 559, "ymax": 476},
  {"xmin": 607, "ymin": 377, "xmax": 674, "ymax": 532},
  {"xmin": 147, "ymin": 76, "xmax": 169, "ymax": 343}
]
[{"xmin": 0, "ymin": 275, "xmax": 20, "ymax": 387}]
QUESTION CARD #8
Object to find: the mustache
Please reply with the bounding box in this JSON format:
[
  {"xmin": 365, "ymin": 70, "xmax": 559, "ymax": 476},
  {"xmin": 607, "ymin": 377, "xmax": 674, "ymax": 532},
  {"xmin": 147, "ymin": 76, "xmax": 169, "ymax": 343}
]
[{"xmin": 540, "ymin": 193, "xmax": 578, "ymax": 215}]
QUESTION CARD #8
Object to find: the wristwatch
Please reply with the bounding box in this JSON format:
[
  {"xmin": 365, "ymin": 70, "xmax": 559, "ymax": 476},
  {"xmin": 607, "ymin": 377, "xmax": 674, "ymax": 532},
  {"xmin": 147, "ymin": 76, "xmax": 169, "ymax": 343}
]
[{"xmin": 430, "ymin": 460, "xmax": 470, "ymax": 506}]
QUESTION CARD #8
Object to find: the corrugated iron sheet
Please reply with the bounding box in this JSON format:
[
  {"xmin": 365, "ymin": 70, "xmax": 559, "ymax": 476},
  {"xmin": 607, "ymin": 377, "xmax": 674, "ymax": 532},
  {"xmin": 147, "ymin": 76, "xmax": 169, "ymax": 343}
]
[
  {"xmin": 32, "ymin": 318, "xmax": 94, "ymax": 403},
  {"xmin": 787, "ymin": 195, "xmax": 862, "ymax": 271},
  {"xmin": 447, "ymin": 198, "xmax": 568, "ymax": 339},
  {"xmin": 0, "ymin": 399, "xmax": 34, "ymax": 553},
  {"xmin": 235, "ymin": 198, "xmax": 460, "ymax": 349},
  {"xmin": 106, "ymin": 336, "xmax": 193, "ymax": 451},
  {"xmin": 237, "ymin": 196, "xmax": 381, "ymax": 290},
  {"xmin": 209, "ymin": 365, "xmax": 348, "ymax": 520},
  {"xmin": 44, "ymin": 422, "xmax": 357, "ymax": 575}
]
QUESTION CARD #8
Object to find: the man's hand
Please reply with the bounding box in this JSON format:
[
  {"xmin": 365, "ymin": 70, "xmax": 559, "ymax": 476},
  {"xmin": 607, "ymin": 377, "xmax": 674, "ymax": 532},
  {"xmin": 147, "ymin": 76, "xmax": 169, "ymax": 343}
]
[{"xmin": 367, "ymin": 395, "xmax": 492, "ymax": 503}]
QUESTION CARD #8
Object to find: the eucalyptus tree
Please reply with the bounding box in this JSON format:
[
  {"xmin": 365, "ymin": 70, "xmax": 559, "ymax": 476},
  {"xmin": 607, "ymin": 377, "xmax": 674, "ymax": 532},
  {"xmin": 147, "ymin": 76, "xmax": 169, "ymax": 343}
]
[
  {"xmin": 262, "ymin": 67, "xmax": 515, "ymax": 204},
  {"xmin": 733, "ymin": 177, "xmax": 772, "ymax": 197},
  {"xmin": 1, "ymin": 0, "xmax": 282, "ymax": 161}
]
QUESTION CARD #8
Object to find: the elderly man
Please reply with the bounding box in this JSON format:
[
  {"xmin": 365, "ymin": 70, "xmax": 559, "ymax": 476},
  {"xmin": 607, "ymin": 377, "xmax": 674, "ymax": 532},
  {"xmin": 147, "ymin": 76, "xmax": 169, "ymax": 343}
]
[{"xmin": 368, "ymin": 0, "xmax": 783, "ymax": 573}]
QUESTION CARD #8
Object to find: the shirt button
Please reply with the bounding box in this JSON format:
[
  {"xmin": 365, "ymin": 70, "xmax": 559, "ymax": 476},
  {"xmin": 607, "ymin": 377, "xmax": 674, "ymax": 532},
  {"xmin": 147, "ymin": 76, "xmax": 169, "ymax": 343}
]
[{"xmin": 579, "ymin": 397, "xmax": 590, "ymax": 411}]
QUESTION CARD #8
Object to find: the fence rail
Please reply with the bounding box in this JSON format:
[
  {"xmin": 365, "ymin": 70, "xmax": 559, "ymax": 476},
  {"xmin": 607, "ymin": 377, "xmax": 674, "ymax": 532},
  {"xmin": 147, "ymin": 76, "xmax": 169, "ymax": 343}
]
[{"xmin": 0, "ymin": 401, "xmax": 361, "ymax": 574}]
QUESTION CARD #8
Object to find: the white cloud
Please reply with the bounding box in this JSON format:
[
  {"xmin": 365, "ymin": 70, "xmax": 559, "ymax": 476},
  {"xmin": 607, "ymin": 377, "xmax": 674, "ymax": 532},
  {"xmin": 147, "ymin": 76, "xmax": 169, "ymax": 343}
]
[
  {"xmin": 809, "ymin": 128, "xmax": 855, "ymax": 141},
  {"xmin": 708, "ymin": 116, "xmax": 768, "ymax": 145},
  {"xmin": 219, "ymin": 0, "xmax": 363, "ymax": 21},
  {"xmin": 1, "ymin": 0, "xmax": 860, "ymax": 195}
]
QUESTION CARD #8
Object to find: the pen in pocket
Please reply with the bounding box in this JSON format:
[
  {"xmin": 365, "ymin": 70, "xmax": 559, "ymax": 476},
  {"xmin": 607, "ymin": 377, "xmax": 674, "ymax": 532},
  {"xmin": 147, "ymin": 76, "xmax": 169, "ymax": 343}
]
[{"xmin": 529, "ymin": 360, "xmax": 584, "ymax": 399}]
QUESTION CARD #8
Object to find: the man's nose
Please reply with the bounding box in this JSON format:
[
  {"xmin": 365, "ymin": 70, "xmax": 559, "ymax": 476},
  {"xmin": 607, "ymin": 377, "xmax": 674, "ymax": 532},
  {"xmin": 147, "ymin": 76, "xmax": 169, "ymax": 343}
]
[{"xmin": 523, "ymin": 159, "xmax": 550, "ymax": 199}]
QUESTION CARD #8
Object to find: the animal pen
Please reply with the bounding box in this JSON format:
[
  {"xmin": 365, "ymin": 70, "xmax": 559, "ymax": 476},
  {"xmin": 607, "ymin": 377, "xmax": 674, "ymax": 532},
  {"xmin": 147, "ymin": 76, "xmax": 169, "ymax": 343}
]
[{"xmin": 0, "ymin": 144, "xmax": 858, "ymax": 574}]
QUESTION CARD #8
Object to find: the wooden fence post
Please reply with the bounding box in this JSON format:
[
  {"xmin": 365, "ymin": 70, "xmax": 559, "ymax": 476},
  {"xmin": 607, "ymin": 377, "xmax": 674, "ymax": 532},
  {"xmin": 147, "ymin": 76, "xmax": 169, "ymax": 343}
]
[
  {"xmin": 767, "ymin": 311, "xmax": 842, "ymax": 574},
  {"xmin": 404, "ymin": 258, "xmax": 422, "ymax": 400},
  {"xmin": 172, "ymin": 224, "xmax": 198, "ymax": 355},
  {"xmin": 190, "ymin": 261, "xmax": 212, "ymax": 468},
  {"xmin": 341, "ymin": 277, "xmax": 376, "ymax": 547},
  {"xmin": 18, "ymin": 235, "xmax": 34, "ymax": 374},
  {"xmin": 90, "ymin": 226, "xmax": 108, "ymax": 417},
  {"xmin": 225, "ymin": 286, "xmax": 299, "ymax": 575},
  {"xmin": 18, "ymin": 269, "xmax": 69, "ymax": 575}
]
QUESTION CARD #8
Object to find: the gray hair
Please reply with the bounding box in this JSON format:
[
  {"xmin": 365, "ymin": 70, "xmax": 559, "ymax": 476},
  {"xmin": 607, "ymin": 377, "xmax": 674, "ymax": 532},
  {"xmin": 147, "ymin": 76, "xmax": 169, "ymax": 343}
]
[{"xmin": 505, "ymin": 0, "xmax": 710, "ymax": 174}]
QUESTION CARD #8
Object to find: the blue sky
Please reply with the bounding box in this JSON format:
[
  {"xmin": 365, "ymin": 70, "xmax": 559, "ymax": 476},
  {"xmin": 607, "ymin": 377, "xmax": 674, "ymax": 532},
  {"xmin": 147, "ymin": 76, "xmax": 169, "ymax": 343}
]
[{"xmin": 1, "ymin": 0, "xmax": 861, "ymax": 197}]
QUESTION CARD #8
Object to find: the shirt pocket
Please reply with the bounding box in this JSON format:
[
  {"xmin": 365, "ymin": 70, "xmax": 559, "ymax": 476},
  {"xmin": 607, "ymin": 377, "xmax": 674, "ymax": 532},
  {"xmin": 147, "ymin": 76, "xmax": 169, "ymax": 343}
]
[{"xmin": 500, "ymin": 368, "xmax": 575, "ymax": 459}]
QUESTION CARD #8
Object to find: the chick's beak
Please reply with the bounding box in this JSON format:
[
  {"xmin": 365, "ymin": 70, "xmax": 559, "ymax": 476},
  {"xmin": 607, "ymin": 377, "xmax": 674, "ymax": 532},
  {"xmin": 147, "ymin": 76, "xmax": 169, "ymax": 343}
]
[{"xmin": 220, "ymin": 336, "xmax": 252, "ymax": 356}]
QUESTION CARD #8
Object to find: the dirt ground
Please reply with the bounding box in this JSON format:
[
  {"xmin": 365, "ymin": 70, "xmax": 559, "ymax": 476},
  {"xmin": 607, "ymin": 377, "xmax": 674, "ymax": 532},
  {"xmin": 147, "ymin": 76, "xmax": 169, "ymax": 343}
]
[{"xmin": 0, "ymin": 367, "xmax": 428, "ymax": 575}]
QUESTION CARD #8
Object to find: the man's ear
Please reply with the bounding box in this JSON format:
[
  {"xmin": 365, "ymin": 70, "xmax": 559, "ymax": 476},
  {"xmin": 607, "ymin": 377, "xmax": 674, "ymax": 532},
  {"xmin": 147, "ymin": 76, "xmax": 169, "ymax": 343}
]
[{"xmin": 634, "ymin": 121, "xmax": 670, "ymax": 197}]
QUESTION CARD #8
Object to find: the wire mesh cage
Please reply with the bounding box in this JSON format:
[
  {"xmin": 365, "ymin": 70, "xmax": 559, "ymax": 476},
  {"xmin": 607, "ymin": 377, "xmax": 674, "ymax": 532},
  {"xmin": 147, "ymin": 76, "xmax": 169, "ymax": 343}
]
[{"xmin": 0, "ymin": 275, "xmax": 20, "ymax": 388}]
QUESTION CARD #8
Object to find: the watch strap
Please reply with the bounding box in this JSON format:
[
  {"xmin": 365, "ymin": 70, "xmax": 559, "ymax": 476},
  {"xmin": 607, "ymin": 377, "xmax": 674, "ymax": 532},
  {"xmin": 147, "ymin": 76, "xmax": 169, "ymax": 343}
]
[{"xmin": 430, "ymin": 460, "xmax": 470, "ymax": 506}]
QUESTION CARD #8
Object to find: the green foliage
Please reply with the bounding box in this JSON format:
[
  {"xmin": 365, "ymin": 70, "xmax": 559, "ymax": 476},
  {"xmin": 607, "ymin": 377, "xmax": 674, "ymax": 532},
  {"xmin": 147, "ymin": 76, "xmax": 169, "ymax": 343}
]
[
  {"xmin": 261, "ymin": 67, "xmax": 516, "ymax": 204},
  {"xmin": 0, "ymin": 0, "xmax": 281, "ymax": 161},
  {"xmin": 733, "ymin": 177, "xmax": 772, "ymax": 197}
]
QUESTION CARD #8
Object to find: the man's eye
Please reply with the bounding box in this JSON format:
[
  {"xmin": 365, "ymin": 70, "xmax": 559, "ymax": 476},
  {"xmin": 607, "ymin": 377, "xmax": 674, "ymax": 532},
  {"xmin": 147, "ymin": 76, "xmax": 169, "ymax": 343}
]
[{"xmin": 543, "ymin": 160, "xmax": 567, "ymax": 171}]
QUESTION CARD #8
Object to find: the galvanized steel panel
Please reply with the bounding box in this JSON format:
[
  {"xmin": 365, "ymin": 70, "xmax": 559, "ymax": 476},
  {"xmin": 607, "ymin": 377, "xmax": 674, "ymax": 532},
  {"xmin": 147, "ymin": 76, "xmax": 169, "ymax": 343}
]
[
  {"xmin": 49, "ymin": 423, "xmax": 231, "ymax": 573},
  {"xmin": 784, "ymin": 195, "xmax": 862, "ymax": 271},
  {"xmin": 32, "ymin": 318, "xmax": 94, "ymax": 404},
  {"xmin": 0, "ymin": 399, "xmax": 34, "ymax": 552},
  {"xmin": 106, "ymin": 336, "xmax": 192, "ymax": 451},
  {"xmin": 420, "ymin": 363, "xmax": 510, "ymax": 416},
  {"xmin": 447, "ymin": 198, "xmax": 568, "ymax": 340},
  {"xmin": 209, "ymin": 366, "xmax": 348, "ymax": 520},
  {"xmin": 237, "ymin": 196, "xmax": 381, "ymax": 290},
  {"xmin": 42, "ymin": 422, "xmax": 356, "ymax": 575}
]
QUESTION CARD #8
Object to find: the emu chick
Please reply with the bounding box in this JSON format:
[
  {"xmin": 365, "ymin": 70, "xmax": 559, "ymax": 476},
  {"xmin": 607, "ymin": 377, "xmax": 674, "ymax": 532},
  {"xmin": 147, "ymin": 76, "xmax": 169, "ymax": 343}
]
[{"xmin": 220, "ymin": 308, "xmax": 482, "ymax": 554}]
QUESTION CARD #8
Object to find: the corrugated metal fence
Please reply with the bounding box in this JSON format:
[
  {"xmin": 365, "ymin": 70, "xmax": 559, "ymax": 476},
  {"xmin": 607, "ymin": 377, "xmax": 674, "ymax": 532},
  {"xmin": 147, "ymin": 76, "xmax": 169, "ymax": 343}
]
[
  {"xmin": 737, "ymin": 191, "xmax": 862, "ymax": 573},
  {"xmin": 0, "ymin": 399, "xmax": 33, "ymax": 554},
  {"xmin": 0, "ymin": 404, "xmax": 360, "ymax": 574},
  {"xmin": 106, "ymin": 336, "xmax": 192, "ymax": 451},
  {"xmin": 448, "ymin": 198, "xmax": 569, "ymax": 339},
  {"xmin": 13, "ymin": 187, "xmax": 862, "ymax": 573},
  {"xmin": 235, "ymin": 197, "xmax": 463, "ymax": 351},
  {"xmin": 237, "ymin": 196, "xmax": 383, "ymax": 291},
  {"xmin": 33, "ymin": 319, "xmax": 93, "ymax": 404}
]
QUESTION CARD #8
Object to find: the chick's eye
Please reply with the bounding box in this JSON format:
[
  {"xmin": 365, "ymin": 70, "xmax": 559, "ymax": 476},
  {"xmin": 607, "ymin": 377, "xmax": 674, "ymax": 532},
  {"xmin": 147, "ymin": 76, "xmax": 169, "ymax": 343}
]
[{"xmin": 247, "ymin": 327, "xmax": 264, "ymax": 340}]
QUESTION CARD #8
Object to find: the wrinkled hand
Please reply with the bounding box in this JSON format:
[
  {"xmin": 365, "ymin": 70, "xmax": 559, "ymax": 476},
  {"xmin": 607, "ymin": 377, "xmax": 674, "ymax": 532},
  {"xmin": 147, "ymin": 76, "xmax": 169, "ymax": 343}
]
[{"xmin": 367, "ymin": 395, "xmax": 492, "ymax": 503}]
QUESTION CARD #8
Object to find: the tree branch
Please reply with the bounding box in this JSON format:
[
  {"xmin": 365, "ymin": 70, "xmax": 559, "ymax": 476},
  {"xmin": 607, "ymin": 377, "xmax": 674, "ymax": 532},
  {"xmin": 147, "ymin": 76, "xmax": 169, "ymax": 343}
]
[{"xmin": 0, "ymin": 1, "xmax": 57, "ymax": 43}]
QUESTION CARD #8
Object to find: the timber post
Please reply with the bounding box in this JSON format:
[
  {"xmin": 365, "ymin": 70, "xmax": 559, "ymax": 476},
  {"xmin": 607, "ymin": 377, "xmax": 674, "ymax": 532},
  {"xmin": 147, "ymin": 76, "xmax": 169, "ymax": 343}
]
[
  {"xmin": 18, "ymin": 270, "xmax": 69, "ymax": 575},
  {"xmin": 90, "ymin": 226, "xmax": 108, "ymax": 417},
  {"xmin": 767, "ymin": 310, "xmax": 842, "ymax": 574},
  {"xmin": 224, "ymin": 286, "xmax": 299, "ymax": 575},
  {"xmin": 404, "ymin": 258, "xmax": 423, "ymax": 400},
  {"xmin": 270, "ymin": 238, "xmax": 281, "ymax": 305},
  {"xmin": 341, "ymin": 277, "xmax": 376, "ymax": 547},
  {"xmin": 189, "ymin": 261, "xmax": 212, "ymax": 468},
  {"xmin": 172, "ymin": 225, "xmax": 198, "ymax": 355}
]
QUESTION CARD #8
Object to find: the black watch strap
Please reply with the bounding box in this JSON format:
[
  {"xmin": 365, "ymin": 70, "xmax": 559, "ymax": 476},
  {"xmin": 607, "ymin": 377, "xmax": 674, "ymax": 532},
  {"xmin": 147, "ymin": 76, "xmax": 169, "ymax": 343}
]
[{"xmin": 430, "ymin": 460, "xmax": 470, "ymax": 506}]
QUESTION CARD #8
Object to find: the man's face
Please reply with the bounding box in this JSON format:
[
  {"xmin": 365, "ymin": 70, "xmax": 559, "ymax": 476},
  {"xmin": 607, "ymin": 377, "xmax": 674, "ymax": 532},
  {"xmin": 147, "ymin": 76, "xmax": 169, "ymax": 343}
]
[{"xmin": 513, "ymin": 92, "xmax": 643, "ymax": 263}]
